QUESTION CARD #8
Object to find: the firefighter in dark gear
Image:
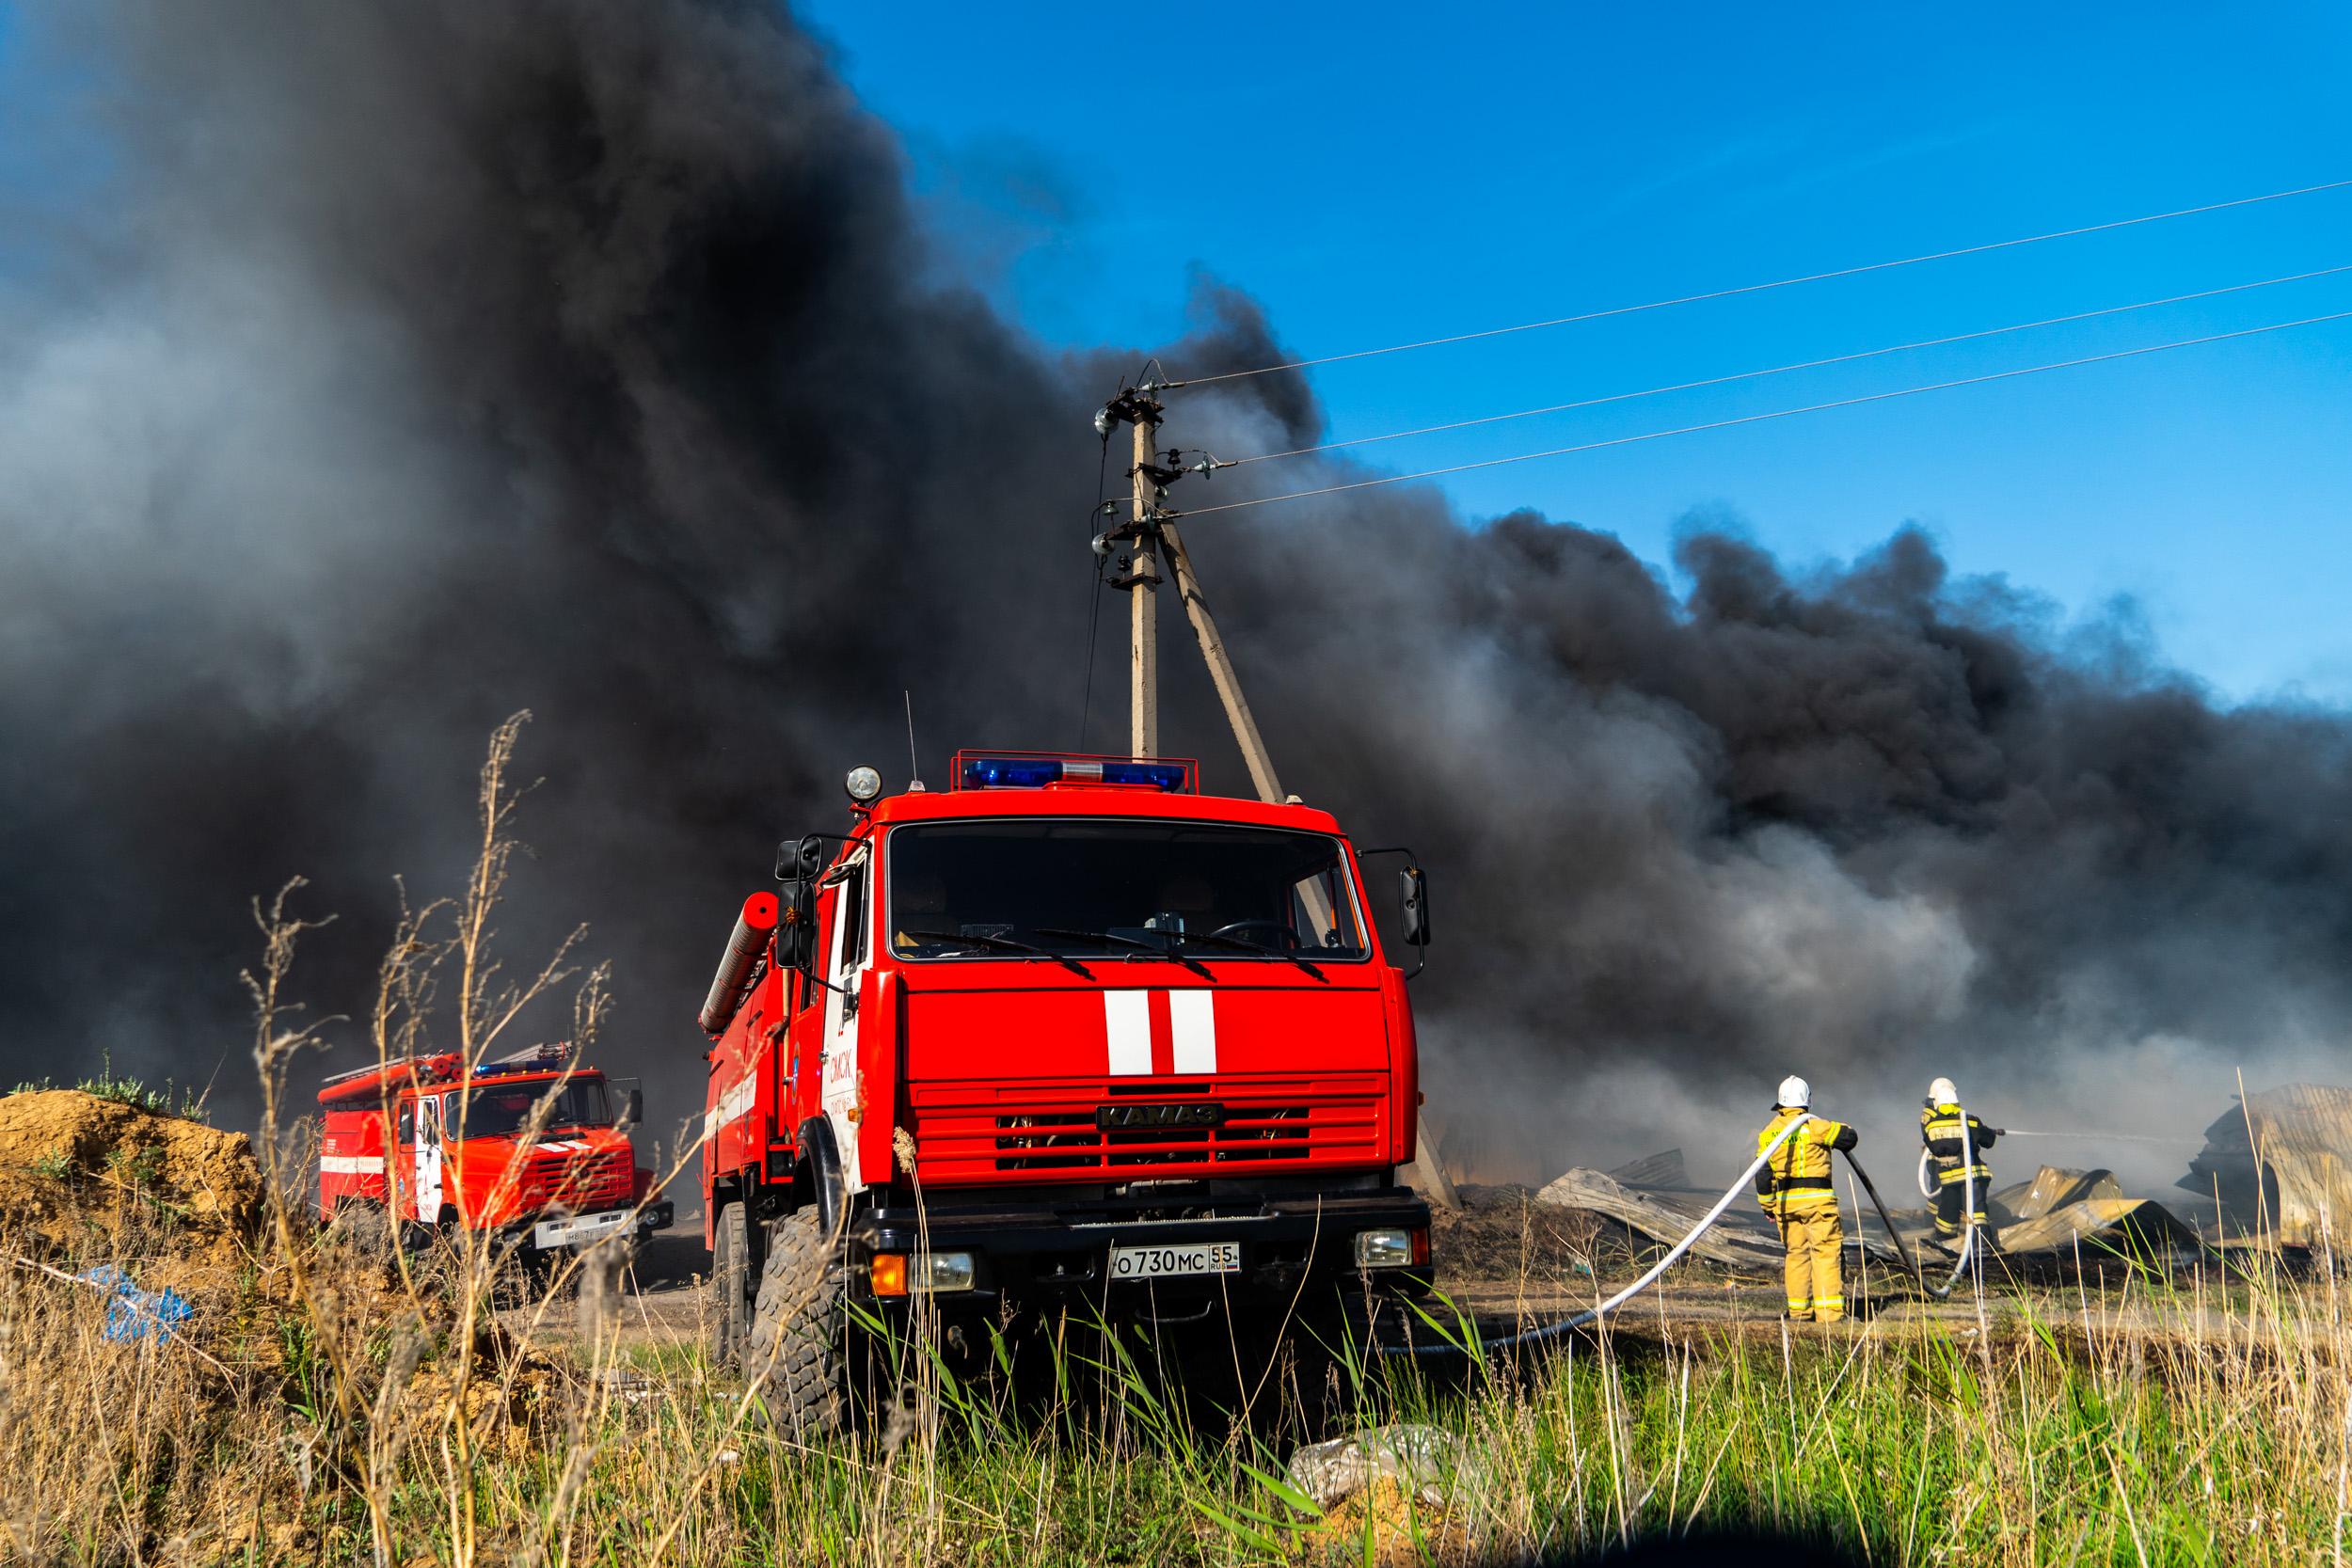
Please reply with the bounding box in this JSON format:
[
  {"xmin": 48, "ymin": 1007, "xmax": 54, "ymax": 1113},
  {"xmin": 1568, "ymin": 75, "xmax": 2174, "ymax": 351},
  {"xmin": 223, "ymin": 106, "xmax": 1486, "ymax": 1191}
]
[
  {"xmin": 1755, "ymin": 1075, "xmax": 1859, "ymax": 1323},
  {"xmin": 1920, "ymin": 1076, "xmax": 2000, "ymax": 1247}
]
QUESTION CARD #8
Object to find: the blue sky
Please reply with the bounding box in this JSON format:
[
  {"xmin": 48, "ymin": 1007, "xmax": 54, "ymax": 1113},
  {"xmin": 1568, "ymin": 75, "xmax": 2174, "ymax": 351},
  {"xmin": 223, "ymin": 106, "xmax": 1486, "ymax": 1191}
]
[{"xmin": 800, "ymin": 0, "xmax": 2352, "ymax": 702}]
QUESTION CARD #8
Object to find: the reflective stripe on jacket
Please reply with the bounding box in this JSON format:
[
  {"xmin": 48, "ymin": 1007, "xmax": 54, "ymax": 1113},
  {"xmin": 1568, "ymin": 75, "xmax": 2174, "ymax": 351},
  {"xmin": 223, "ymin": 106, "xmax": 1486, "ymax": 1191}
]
[
  {"xmin": 1754, "ymin": 1108, "xmax": 1855, "ymax": 1217},
  {"xmin": 1920, "ymin": 1101, "xmax": 1994, "ymax": 1185}
]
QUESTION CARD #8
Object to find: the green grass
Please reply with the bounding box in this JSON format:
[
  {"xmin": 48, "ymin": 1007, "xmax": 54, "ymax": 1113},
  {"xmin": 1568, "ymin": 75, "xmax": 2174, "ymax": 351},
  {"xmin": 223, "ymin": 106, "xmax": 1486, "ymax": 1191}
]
[
  {"xmin": 10, "ymin": 1050, "xmax": 210, "ymax": 1120},
  {"xmin": 12, "ymin": 1237, "xmax": 2348, "ymax": 1567},
  {"xmin": 16, "ymin": 721, "xmax": 2328, "ymax": 1566}
]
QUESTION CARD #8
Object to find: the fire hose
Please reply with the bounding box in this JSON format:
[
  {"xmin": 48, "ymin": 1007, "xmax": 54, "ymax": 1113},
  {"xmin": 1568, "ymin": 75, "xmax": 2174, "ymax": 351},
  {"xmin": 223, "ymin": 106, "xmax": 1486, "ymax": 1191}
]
[
  {"xmin": 1390, "ymin": 1108, "xmax": 1994, "ymax": 1357},
  {"xmin": 1391, "ymin": 1112, "xmax": 1820, "ymax": 1356},
  {"xmin": 1899, "ymin": 1114, "xmax": 1982, "ymax": 1299}
]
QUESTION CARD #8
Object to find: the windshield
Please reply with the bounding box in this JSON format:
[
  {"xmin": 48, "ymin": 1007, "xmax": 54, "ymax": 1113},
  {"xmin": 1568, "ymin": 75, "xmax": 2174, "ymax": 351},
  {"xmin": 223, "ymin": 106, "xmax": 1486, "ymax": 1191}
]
[
  {"xmin": 887, "ymin": 819, "xmax": 1368, "ymax": 961},
  {"xmin": 450, "ymin": 1078, "xmax": 612, "ymax": 1138}
]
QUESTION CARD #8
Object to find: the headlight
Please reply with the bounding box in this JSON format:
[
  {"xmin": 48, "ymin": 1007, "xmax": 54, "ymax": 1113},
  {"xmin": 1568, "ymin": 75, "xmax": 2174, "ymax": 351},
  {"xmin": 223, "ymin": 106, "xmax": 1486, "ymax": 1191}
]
[
  {"xmin": 845, "ymin": 766, "xmax": 884, "ymax": 803},
  {"xmin": 869, "ymin": 1251, "xmax": 977, "ymax": 1296},
  {"xmin": 1355, "ymin": 1227, "xmax": 1417, "ymax": 1268},
  {"xmin": 914, "ymin": 1252, "xmax": 977, "ymax": 1292}
]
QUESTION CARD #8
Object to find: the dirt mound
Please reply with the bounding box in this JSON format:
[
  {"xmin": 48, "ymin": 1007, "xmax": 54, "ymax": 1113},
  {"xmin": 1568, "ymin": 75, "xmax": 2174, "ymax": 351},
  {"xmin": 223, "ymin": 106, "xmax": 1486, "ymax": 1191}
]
[
  {"xmin": 1294, "ymin": 1478, "xmax": 1475, "ymax": 1567},
  {"xmin": 0, "ymin": 1089, "xmax": 262, "ymax": 1262}
]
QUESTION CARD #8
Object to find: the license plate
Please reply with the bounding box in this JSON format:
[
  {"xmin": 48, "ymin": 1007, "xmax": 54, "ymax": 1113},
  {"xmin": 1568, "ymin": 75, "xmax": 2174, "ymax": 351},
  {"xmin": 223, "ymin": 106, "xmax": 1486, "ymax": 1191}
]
[
  {"xmin": 532, "ymin": 1210, "xmax": 629, "ymax": 1249},
  {"xmin": 1108, "ymin": 1241, "xmax": 1240, "ymax": 1280}
]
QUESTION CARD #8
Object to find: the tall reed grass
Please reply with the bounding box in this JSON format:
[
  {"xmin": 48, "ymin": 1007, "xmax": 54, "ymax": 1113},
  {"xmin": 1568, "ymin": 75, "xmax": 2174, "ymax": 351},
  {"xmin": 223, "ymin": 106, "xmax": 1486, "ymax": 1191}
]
[
  {"xmin": 5, "ymin": 714, "xmax": 2345, "ymax": 1567},
  {"xmin": 8, "ymin": 1209, "xmax": 2352, "ymax": 1566}
]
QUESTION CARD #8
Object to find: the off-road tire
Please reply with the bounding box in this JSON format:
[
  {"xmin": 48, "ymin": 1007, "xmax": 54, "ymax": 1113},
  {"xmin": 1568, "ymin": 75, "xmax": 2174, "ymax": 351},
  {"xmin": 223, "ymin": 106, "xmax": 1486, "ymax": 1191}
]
[
  {"xmin": 745, "ymin": 1207, "xmax": 851, "ymax": 1434},
  {"xmin": 323, "ymin": 1198, "xmax": 395, "ymax": 1261},
  {"xmin": 710, "ymin": 1201, "xmax": 754, "ymax": 1370}
]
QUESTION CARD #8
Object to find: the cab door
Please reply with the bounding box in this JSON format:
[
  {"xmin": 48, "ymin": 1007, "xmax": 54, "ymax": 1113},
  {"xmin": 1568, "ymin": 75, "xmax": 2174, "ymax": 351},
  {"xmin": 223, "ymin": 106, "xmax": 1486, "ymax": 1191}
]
[
  {"xmin": 414, "ymin": 1093, "xmax": 445, "ymax": 1222},
  {"xmin": 393, "ymin": 1099, "xmax": 417, "ymax": 1220},
  {"xmin": 818, "ymin": 852, "xmax": 873, "ymax": 1188}
]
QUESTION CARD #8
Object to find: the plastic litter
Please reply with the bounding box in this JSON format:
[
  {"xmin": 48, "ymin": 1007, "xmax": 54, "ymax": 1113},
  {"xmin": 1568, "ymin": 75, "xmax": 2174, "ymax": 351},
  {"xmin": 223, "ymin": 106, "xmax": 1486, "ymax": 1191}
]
[
  {"xmin": 77, "ymin": 1264, "xmax": 195, "ymax": 1344},
  {"xmin": 1285, "ymin": 1423, "xmax": 1474, "ymax": 1511}
]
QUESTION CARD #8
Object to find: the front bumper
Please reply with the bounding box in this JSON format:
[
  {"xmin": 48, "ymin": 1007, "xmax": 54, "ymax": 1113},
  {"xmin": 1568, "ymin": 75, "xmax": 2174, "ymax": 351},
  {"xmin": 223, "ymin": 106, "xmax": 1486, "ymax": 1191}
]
[
  {"xmin": 846, "ymin": 1185, "xmax": 1432, "ymax": 1312},
  {"xmin": 528, "ymin": 1199, "xmax": 674, "ymax": 1250}
]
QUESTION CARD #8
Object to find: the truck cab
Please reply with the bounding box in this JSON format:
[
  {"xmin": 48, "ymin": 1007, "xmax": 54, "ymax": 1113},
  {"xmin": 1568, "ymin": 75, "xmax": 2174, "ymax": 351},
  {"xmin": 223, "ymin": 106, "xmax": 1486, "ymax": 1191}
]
[
  {"xmin": 318, "ymin": 1045, "xmax": 673, "ymax": 1255},
  {"xmin": 699, "ymin": 752, "xmax": 1433, "ymax": 1424}
]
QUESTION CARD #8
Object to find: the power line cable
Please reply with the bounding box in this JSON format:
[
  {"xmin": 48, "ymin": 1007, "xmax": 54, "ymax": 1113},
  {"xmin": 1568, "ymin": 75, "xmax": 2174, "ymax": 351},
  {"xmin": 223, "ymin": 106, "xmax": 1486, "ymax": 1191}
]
[
  {"xmin": 1171, "ymin": 177, "xmax": 2352, "ymax": 388},
  {"xmin": 1174, "ymin": 308, "xmax": 2352, "ymax": 518},
  {"xmin": 1227, "ymin": 263, "xmax": 2352, "ymax": 467}
]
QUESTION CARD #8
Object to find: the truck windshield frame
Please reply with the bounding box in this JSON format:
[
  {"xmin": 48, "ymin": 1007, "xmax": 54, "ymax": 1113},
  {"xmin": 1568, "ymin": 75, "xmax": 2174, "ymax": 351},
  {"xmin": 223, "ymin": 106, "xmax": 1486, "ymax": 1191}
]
[
  {"xmin": 883, "ymin": 817, "xmax": 1373, "ymax": 965},
  {"xmin": 447, "ymin": 1077, "xmax": 612, "ymax": 1139}
]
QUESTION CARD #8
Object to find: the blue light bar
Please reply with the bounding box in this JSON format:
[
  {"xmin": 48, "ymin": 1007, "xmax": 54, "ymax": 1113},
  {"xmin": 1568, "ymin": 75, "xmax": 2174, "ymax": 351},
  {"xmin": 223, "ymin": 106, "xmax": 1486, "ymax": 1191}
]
[
  {"xmin": 954, "ymin": 754, "xmax": 1192, "ymax": 792},
  {"xmin": 960, "ymin": 756, "xmax": 1063, "ymax": 789},
  {"xmin": 1099, "ymin": 762, "xmax": 1189, "ymax": 790}
]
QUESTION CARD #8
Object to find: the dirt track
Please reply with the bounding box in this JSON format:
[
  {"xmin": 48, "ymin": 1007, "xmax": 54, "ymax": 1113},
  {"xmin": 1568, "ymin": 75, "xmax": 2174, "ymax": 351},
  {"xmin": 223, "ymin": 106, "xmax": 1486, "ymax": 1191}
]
[
  {"xmin": 496, "ymin": 1221, "xmax": 713, "ymax": 1354},
  {"xmin": 524, "ymin": 1214, "xmax": 2237, "ymax": 1357}
]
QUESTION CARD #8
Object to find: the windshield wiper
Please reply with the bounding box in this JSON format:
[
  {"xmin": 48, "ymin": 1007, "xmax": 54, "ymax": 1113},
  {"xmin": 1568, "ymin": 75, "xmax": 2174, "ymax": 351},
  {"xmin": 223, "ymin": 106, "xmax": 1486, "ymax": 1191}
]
[
  {"xmin": 1176, "ymin": 929, "xmax": 1325, "ymax": 980},
  {"xmin": 898, "ymin": 928, "xmax": 1091, "ymax": 976},
  {"xmin": 1033, "ymin": 927, "xmax": 1215, "ymax": 979}
]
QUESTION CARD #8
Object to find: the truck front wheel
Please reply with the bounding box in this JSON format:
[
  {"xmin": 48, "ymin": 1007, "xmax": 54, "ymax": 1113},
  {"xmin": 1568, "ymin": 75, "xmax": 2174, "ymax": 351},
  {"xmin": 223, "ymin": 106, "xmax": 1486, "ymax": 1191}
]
[
  {"xmin": 745, "ymin": 1208, "xmax": 850, "ymax": 1433},
  {"xmin": 710, "ymin": 1201, "xmax": 755, "ymax": 1370}
]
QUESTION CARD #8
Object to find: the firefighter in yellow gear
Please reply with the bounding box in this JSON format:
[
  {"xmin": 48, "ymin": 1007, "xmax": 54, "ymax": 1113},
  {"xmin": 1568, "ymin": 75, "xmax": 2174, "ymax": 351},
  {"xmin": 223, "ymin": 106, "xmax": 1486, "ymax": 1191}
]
[
  {"xmin": 1755, "ymin": 1075, "xmax": 1858, "ymax": 1323},
  {"xmin": 1920, "ymin": 1076, "xmax": 2000, "ymax": 1246}
]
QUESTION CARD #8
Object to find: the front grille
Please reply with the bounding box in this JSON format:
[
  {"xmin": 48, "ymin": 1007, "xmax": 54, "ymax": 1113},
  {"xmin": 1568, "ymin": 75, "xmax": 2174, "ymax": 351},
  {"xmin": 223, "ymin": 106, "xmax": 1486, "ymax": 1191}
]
[
  {"xmin": 532, "ymin": 1150, "xmax": 632, "ymax": 1211},
  {"xmin": 911, "ymin": 1077, "xmax": 1387, "ymax": 1181}
]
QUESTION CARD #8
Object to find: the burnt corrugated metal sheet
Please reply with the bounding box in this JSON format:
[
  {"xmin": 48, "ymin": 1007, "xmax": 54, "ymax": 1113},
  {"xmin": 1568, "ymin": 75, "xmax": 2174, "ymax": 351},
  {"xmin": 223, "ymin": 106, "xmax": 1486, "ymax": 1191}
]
[
  {"xmin": 1992, "ymin": 1166, "xmax": 2125, "ymax": 1224},
  {"xmin": 1979, "ymin": 1165, "xmax": 2201, "ymax": 1258},
  {"xmin": 2178, "ymin": 1084, "xmax": 2352, "ymax": 1246},
  {"xmin": 1602, "ymin": 1148, "xmax": 1689, "ymax": 1191}
]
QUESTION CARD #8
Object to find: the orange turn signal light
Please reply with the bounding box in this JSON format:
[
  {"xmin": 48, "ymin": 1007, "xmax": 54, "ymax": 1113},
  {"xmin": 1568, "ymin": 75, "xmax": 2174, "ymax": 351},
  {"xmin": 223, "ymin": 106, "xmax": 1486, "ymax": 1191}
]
[{"xmin": 870, "ymin": 1253, "xmax": 908, "ymax": 1297}]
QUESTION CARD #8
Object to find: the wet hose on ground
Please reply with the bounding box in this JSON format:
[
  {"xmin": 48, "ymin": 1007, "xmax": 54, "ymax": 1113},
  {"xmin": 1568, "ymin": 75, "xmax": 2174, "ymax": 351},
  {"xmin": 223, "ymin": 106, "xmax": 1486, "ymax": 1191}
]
[{"xmin": 1386, "ymin": 1109, "xmax": 1994, "ymax": 1358}]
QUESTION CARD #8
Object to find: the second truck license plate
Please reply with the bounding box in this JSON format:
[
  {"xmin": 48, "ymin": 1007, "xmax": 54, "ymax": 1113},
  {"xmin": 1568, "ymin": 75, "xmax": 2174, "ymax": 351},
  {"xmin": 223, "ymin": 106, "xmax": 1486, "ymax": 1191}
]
[{"xmin": 1108, "ymin": 1241, "xmax": 1241, "ymax": 1279}]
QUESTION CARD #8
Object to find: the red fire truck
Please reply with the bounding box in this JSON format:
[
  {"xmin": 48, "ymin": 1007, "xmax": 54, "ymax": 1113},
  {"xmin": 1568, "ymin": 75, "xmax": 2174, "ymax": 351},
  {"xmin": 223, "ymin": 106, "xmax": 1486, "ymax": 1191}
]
[
  {"xmin": 698, "ymin": 751, "xmax": 1433, "ymax": 1426},
  {"xmin": 317, "ymin": 1044, "xmax": 673, "ymax": 1254}
]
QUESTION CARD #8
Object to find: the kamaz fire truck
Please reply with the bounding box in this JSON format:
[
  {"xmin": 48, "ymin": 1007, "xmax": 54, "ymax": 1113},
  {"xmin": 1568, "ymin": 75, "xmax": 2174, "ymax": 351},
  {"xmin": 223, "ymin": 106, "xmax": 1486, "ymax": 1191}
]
[
  {"xmin": 697, "ymin": 750, "xmax": 1433, "ymax": 1427},
  {"xmin": 317, "ymin": 1044, "xmax": 673, "ymax": 1256}
]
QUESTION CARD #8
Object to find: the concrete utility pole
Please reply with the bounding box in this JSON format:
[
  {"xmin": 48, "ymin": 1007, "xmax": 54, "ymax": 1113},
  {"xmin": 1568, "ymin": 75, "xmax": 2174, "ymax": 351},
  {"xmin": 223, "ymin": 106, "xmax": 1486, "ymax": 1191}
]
[
  {"xmin": 1157, "ymin": 522, "xmax": 1463, "ymax": 1211},
  {"xmin": 1121, "ymin": 396, "xmax": 1164, "ymax": 758},
  {"xmin": 1158, "ymin": 522, "xmax": 1281, "ymax": 803},
  {"xmin": 1091, "ymin": 377, "xmax": 1458, "ymax": 1206}
]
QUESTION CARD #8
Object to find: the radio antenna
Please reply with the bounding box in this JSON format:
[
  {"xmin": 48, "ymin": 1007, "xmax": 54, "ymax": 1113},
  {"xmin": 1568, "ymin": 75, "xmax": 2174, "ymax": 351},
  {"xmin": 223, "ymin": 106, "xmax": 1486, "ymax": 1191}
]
[{"xmin": 903, "ymin": 689, "xmax": 925, "ymax": 791}]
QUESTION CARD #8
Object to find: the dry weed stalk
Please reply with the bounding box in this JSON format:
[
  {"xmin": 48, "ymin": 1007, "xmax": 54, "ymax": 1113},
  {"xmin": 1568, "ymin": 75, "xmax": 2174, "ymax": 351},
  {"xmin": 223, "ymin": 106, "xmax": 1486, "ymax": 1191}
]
[{"xmin": 19, "ymin": 713, "xmax": 2352, "ymax": 1563}]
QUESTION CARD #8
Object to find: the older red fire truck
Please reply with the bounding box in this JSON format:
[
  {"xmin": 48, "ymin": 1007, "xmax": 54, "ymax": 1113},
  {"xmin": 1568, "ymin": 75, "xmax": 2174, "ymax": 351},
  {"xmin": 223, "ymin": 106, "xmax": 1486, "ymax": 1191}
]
[
  {"xmin": 318, "ymin": 1044, "xmax": 673, "ymax": 1255},
  {"xmin": 697, "ymin": 750, "xmax": 1432, "ymax": 1426}
]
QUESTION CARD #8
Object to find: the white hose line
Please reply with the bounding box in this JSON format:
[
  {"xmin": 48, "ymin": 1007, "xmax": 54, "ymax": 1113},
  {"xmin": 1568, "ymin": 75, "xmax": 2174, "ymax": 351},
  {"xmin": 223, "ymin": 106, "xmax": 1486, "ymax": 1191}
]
[
  {"xmin": 1921, "ymin": 1113, "xmax": 1980, "ymax": 1300},
  {"xmin": 1999, "ymin": 1127, "xmax": 2198, "ymax": 1145},
  {"xmin": 1393, "ymin": 1113, "xmax": 1819, "ymax": 1357},
  {"xmin": 1915, "ymin": 1147, "xmax": 1937, "ymax": 1198}
]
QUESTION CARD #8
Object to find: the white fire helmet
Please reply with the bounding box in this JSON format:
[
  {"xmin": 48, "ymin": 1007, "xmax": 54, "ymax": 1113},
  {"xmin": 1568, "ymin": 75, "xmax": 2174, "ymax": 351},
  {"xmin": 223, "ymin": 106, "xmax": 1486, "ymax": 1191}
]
[
  {"xmin": 1930, "ymin": 1076, "xmax": 1958, "ymax": 1106},
  {"xmin": 1776, "ymin": 1075, "xmax": 1811, "ymax": 1109}
]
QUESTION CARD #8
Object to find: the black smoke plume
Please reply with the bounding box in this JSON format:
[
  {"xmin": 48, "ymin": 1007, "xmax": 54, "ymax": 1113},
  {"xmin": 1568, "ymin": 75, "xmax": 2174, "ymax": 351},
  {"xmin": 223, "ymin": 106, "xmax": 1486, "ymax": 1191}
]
[{"xmin": 5, "ymin": 1, "xmax": 2346, "ymax": 1187}]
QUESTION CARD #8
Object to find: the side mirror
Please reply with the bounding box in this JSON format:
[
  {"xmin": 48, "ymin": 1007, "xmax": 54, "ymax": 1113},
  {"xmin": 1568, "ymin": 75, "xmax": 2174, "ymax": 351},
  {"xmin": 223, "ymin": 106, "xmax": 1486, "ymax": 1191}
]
[
  {"xmin": 622, "ymin": 1087, "xmax": 644, "ymax": 1127},
  {"xmin": 774, "ymin": 833, "xmax": 828, "ymax": 880},
  {"xmin": 1399, "ymin": 866, "xmax": 1431, "ymax": 947},
  {"xmin": 772, "ymin": 879, "xmax": 817, "ymax": 969}
]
